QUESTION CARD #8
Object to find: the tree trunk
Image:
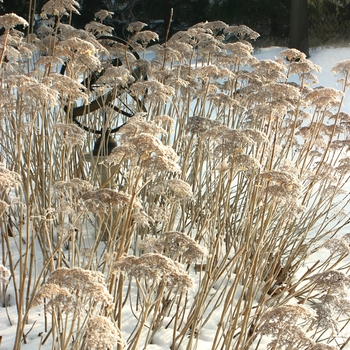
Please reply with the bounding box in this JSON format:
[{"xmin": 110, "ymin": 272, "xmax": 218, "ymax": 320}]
[{"xmin": 289, "ymin": 0, "xmax": 309, "ymax": 57}]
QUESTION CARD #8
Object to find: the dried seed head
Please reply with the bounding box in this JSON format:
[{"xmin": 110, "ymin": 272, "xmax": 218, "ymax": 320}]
[
  {"xmin": 95, "ymin": 66, "xmax": 134, "ymax": 88},
  {"xmin": 258, "ymin": 304, "xmax": 315, "ymax": 343},
  {"xmin": 126, "ymin": 21, "xmax": 147, "ymax": 33},
  {"xmin": 133, "ymin": 30, "xmax": 159, "ymax": 47},
  {"xmin": 0, "ymin": 264, "xmax": 10, "ymax": 284},
  {"xmin": 82, "ymin": 189, "xmax": 140, "ymax": 210},
  {"xmin": 308, "ymin": 344, "xmax": 337, "ymax": 350},
  {"xmin": 332, "ymin": 59, "xmax": 350, "ymax": 77},
  {"xmin": 279, "ymin": 48, "xmax": 307, "ymax": 62},
  {"xmin": 55, "ymin": 123, "xmax": 86, "ymax": 147},
  {"xmin": 141, "ymin": 155, "xmax": 181, "ymax": 174},
  {"xmin": 17, "ymin": 81, "xmax": 59, "ymax": 106},
  {"xmin": 115, "ymin": 253, "xmax": 193, "ymax": 293},
  {"xmin": 309, "ymin": 270, "xmax": 350, "ymax": 292},
  {"xmin": 261, "ymin": 170, "xmax": 302, "ymax": 201},
  {"xmin": 131, "ymin": 211, "xmax": 154, "ymax": 227},
  {"xmin": 55, "ymin": 37, "xmax": 100, "ymax": 72},
  {"xmin": 46, "ymin": 73, "xmax": 88, "ymax": 102},
  {"xmin": 230, "ymin": 154, "xmax": 261, "ymax": 172},
  {"xmin": 0, "ymin": 13, "xmax": 28, "ymax": 31},
  {"xmin": 224, "ymin": 24, "xmax": 260, "ymax": 40},
  {"xmin": 85, "ymin": 21, "xmax": 114, "ymax": 36},
  {"xmin": 305, "ymin": 87, "xmax": 343, "ymax": 108},
  {"xmin": 54, "ymin": 178, "xmax": 93, "ymax": 198},
  {"xmin": 0, "ymin": 200, "xmax": 9, "ymax": 215},
  {"xmin": 312, "ymin": 302, "xmax": 339, "ymax": 337},
  {"xmin": 94, "ymin": 9, "xmax": 114, "ymax": 23},
  {"xmin": 85, "ymin": 316, "xmax": 124, "ymax": 350},
  {"xmin": 41, "ymin": 0, "xmax": 80, "ymax": 18},
  {"xmin": 323, "ymin": 238, "xmax": 350, "ymax": 255},
  {"xmin": 45, "ymin": 267, "xmax": 113, "ymax": 306},
  {"xmin": 0, "ymin": 163, "xmax": 21, "ymax": 190},
  {"xmin": 152, "ymin": 179, "xmax": 193, "ymax": 203},
  {"xmin": 187, "ymin": 116, "xmax": 221, "ymax": 135}
]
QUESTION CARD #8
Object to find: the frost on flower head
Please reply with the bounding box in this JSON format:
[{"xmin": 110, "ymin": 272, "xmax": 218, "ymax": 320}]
[
  {"xmin": 95, "ymin": 66, "xmax": 135, "ymax": 88},
  {"xmin": 34, "ymin": 267, "xmax": 113, "ymax": 313},
  {"xmin": 0, "ymin": 200, "xmax": 9, "ymax": 215},
  {"xmin": 309, "ymin": 270, "xmax": 350, "ymax": 292},
  {"xmin": 94, "ymin": 9, "xmax": 114, "ymax": 23},
  {"xmin": 115, "ymin": 253, "xmax": 193, "ymax": 293},
  {"xmin": 0, "ymin": 13, "xmax": 28, "ymax": 31},
  {"xmin": 85, "ymin": 316, "xmax": 124, "ymax": 350},
  {"xmin": 126, "ymin": 21, "xmax": 147, "ymax": 33},
  {"xmin": 322, "ymin": 237, "xmax": 350, "ymax": 255},
  {"xmin": 41, "ymin": 0, "xmax": 80, "ymax": 18},
  {"xmin": 152, "ymin": 179, "xmax": 193, "ymax": 203},
  {"xmin": 139, "ymin": 231, "xmax": 207, "ymax": 264},
  {"xmin": 55, "ymin": 123, "xmax": 86, "ymax": 148},
  {"xmin": 260, "ymin": 169, "xmax": 302, "ymax": 202},
  {"xmin": 258, "ymin": 304, "xmax": 315, "ymax": 349},
  {"xmin": 279, "ymin": 48, "xmax": 307, "ymax": 62},
  {"xmin": 82, "ymin": 188, "xmax": 141, "ymax": 215},
  {"xmin": 55, "ymin": 37, "xmax": 100, "ymax": 72},
  {"xmin": 0, "ymin": 163, "xmax": 21, "ymax": 190},
  {"xmin": 224, "ymin": 24, "xmax": 260, "ymax": 41},
  {"xmin": 332, "ymin": 59, "xmax": 350, "ymax": 77},
  {"xmin": 0, "ymin": 264, "xmax": 11, "ymax": 284}
]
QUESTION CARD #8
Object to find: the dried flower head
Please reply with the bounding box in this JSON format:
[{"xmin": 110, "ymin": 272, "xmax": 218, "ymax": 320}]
[
  {"xmin": 224, "ymin": 24, "xmax": 260, "ymax": 40},
  {"xmin": 131, "ymin": 210, "xmax": 155, "ymax": 227},
  {"xmin": 309, "ymin": 270, "xmax": 350, "ymax": 292},
  {"xmin": 41, "ymin": 0, "xmax": 80, "ymax": 18},
  {"xmin": 0, "ymin": 199, "xmax": 9, "ymax": 215},
  {"xmin": 332, "ymin": 59, "xmax": 350, "ymax": 78},
  {"xmin": 54, "ymin": 178, "xmax": 93, "ymax": 199},
  {"xmin": 85, "ymin": 21, "xmax": 114, "ymax": 36},
  {"xmin": 258, "ymin": 304, "xmax": 315, "ymax": 349},
  {"xmin": 55, "ymin": 37, "xmax": 100, "ymax": 71},
  {"xmin": 40, "ymin": 267, "xmax": 113, "ymax": 307},
  {"xmin": 95, "ymin": 66, "xmax": 135, "ymax": 88},
  {"xmin": 0, "ymin": 263, "xmax": 10, "ymax": 284},
  {"xmin": 85, "ymin": 316, "xmax": 124, "ymax": 350},
  {"xmin": 305, "ymin": 87, "xmax": 343, "ymax": 109},
  {"xmin": 279, "ymin": 48, "xmax": 307, "ymax": 62},
  {"xmin": 261, "ymin": 170, "xmax": 302, "ymax": 202},
  {"xmin": 0, "ymin": 13, "xmax": 28, "ymax": 31},
  {"xmin": 134, "ymin": 30, "xmax": 159, "ymax": 47},
  {"xmin": 32, "ymin": 283, "xmax": 79, "ymax": 314},
  {"xmin": 187, "ymin": 116, "xmax": 221, "ymax": 135},
  {"xmin": 230, "ymin": 154, "xmax": 261, "ymax": 172},
  {"xmin": 126, "ymin": 21, "xmax": 147, "ymax": 33},
  {"xmin": 323, "ymin": 238, "xmax": 350, "ymax": 255},
  {"xmin": 82, "ymin": 188, "xmax": 141, "ymax": 214},
  {"xmin": 115, "ymin": 253, "xmax": 193, "ymax": 293},
  {"xmin": 55, "ymin": 123, "xmax": 86, "ymax": 148},
  {"xmin": 130, "ymin": 80, "xmax": 175, "ymax": 104},
  {"xmin": 308, "ymin": 344, "xmax": 337, "ymax": 350},
  {"xmin": 152, "ymin": 179, "xmax": 193, "ymax": 203},
  {"xmin": 17, "ymin": 81, "xmax": 59, "ymax": 107},
  {"xmin": 47, "ymin": 73, "xmax": 88, "ymax": 102},
  {"xmin": 94, "ymin": 9, "xmax": 114, "ymax": 22},
  {"xmin": 164, "ymin": 231, "xmax": 208, "ymax": 263},
  {"xmin": 0, "ymin": 163, "xmax": 21, "ymax": 190}
]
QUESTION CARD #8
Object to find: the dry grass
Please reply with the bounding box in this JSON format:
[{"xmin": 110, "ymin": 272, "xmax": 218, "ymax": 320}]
[{"xmin": 1, "ymin": 2, "xmax": 350, "ymax": 350}]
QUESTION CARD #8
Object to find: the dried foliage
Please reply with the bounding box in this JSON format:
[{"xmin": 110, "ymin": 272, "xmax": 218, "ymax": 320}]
[{"xmin": 1, "ymin": 5, "xmax": 350, "ymax": 350}]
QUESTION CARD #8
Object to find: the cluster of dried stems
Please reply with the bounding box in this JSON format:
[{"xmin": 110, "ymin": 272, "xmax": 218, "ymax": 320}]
[{"xmin": 1, "ymin": 0, "xmax": 350, "ymax": 349}]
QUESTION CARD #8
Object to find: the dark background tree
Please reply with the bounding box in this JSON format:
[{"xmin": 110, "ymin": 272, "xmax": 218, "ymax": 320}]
[{"xmin": 290, "ymin": 0, "xmax": 310, "ymax": 56}]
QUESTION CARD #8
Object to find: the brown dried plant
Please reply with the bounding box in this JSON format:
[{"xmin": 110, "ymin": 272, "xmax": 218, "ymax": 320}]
[{"xmin": 2, "ymin": 7, "xmax": 350, "ymax": 350}]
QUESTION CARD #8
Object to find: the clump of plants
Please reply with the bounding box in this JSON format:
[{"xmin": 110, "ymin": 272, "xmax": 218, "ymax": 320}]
[{"xmin": 1, "ymin": 1, "xmax": 350, "ymax": 349}]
